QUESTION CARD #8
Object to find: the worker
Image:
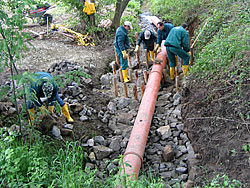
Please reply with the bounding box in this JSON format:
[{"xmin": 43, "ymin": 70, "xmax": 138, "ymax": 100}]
[
  {"xmin": 154, "ymin": 21, "xmax": 174, "ymax": 53},
  {"xmin": 164, "ymin": 23, "xmax": 190, "ymax": 80},
  {"xmin": 114, "ymin": 21, "xmax": 133, "ymax": 83},
  {"xmin": 134, "ymin": 29, "xmax": 157, "ymax": 62},
  {"xmin": 27, "ymin": 72, "xmax": 74, "ymax": 123}
]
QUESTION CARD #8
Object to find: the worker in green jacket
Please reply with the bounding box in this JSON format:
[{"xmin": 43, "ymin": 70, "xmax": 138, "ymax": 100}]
[
  {"xmin": 154, "ymin": 22, "xmax": 174, "ymax": 53},
  {"xmin": 134, "ymin": 29, "xmax": 157, "ymax": 62},
  {"xmin": 114, "ymin": 21, "xmax": 133, "ymax": 83},
  {"xmin": 164, "ymin": 23, "xmax": 190, "ymax": 80}
]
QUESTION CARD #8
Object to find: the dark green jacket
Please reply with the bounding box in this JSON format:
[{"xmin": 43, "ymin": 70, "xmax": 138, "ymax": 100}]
[
  {"xmin": 136, "ymin": 30, "xmax": 156, "ymax": 49},
  {"xmin": 114, "ymin": 26, "xmax": 130, "ymax": 51},
  {"xmin": 164, "ymin": 26, "xmax": 190, "ymax": 52},
  {"xmin": 156, "ymin": 23, "xmax": 174, "ymax": 45}
]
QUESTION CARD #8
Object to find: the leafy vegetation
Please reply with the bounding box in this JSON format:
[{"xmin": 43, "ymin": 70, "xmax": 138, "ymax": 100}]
[
  {"xmin": 0, "ymin": 129, "xmax": 164, "ymax": 187},
  {"xmin": 150, "ymin": 0, "xmax": 203, "ymax": 25},
  {"xmin": 195, "ymin": 174, "xmax": 243, "ymax": 188}
]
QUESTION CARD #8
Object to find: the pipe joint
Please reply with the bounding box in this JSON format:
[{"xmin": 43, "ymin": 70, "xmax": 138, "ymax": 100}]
[{"xmin": 124, "ymin": 151, "xmax": 143, "ymax": 163}]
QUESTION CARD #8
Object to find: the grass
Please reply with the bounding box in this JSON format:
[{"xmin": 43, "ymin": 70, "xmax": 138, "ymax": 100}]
[{"xmin": 0, "ymin": 128, "xmax": 165, "ymax": 187}]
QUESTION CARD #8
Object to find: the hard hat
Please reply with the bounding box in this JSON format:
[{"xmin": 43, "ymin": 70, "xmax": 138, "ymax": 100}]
[
  {"xmin": 124, "ymin": 21, "xmax": 133, "ymax": 29},
  {"xmin": 144, "ymin": 30, "xmax": 151, "ymax": 40},
  {"xmin": 42, "ymin": 82, "xmax": 53, "ymax": 98}
]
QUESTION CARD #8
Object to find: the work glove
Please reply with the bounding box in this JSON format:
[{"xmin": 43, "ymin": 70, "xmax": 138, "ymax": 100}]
[
  {"xmin": 188, "ymin": 51, "xmax": 191, "ymax": 56},
  {"xmin": 157, "ymin": 47, "xmax": 161, "ymax": 54},
  {"xmin": 153, "ymin": 44, "xmax": 160, "ymax": 53},
  {"xmin": 122, "ymin": 50, "xmax": 127, "ymax": 59},
  {"xmin": 134, "ymin": 45, "xmax": 139, "ymax": 53}
]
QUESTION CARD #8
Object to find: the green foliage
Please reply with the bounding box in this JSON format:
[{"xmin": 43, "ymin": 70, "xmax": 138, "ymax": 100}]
[
  {"xmin": 0, "ymin": 129, "xmax": 165, "ymax": 187},
  {"xmin": 195, "ymin": 174, "xmax": 243, "ymax": 188},
  {"xmin": 150, "ymin": 0, "xmax": 203, "ymax": 25},
  {"xmin": 53, "ymin": 68, "xmax": 91, "ymax": 87},
  {"xmin": 190, "ymin": 1, "xmax": 250, "ymax": 86},
  {"xmin": 0, "ymin": 0, "xmax": 35, "ymax": 69},
  {"xmin": 242, "ymin": 143, "xmax": 250, "ymax": 153}
]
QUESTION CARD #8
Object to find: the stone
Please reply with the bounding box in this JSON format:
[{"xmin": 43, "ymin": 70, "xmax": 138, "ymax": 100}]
[
  {"xmin": 176, "ymin": 167, "xmax": 187, "ymax": 173},
  {"xmin": 87, "ymin": 138, "xmax": 94, "ymax": 147},
  {"xmin": 94, "ymin": 136, "xmax": 105, "ymax": 145},
  {"xmin": 85, "ymin": 163, "xmax": 95, "ymax": 170},
  {"xmin": 80, "ymin": 115, "xmax": 88, "ymax": 121},
  {"xmin": 109, "ymin": 136, "xmax": 122, "ymax": 151},
  {"xmin": 162, "ymin": 145, "xmax": 174, "ymax": 162},
  {"xmin": 51, "ymin": 126, "xmax": 61, "ymax": 139},
  {"xmin": 89, "ymin": 152, "xmax": 96, "ymax": 162},
  {"xmin": 69, "ymin": 103, "xmax": 83, "ymax": 113},
  {"xmin": 157, "ymin": 125, "xmax": 171, "ymax": 136},
  {"xmin": 60, "ymin": 128, "xmax": 72, "ymax": 136},
  {"xmin": 8, "ymin": 107, "xmax": 16, "ymax": 114},
  {"xmin": 63, "ymin": 124, "xmax": 74, "ymax": 130},
  {"xmin": 183, "ymin": 180, "xmax": 194, "ymax": 188},
  {"xmin": 93, "ymin": 145, "xmax": 113, "ymax": 160}
]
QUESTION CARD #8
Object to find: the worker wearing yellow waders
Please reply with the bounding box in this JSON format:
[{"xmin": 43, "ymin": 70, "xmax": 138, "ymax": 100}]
[
  {"xmin": 27, "ymin": 72, "xmax": 74, "ymax": 123},
  {"xmin": 114, "ymin": 21, "xmax": 133, "ymax": 83},
  {"xmin": 134, "ymin": 30, "xmax": 157, "ymax": 62},
  {"xmin": 154, "ymin": 22, "xmax": 174, "ymax": 54},
  {"xmin": 164, "ymin": 23, "xmax": 190, "ymax": 80}
]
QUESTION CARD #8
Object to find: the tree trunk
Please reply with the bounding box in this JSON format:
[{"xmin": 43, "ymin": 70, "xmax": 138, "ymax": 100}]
[{"xmin": 112, "ymin": 0, "xmax": 130, "ymax": 29}]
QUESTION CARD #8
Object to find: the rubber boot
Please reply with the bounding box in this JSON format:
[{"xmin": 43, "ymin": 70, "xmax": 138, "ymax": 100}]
[
  {"xmin": 61, "ymin": 103, "xmax": 74, "ymax": 122},
  {"xmin": 150, "ymin": 51, "xmax": 155, "ymax": 61},
  {"xmin": 28, "ymin": 108, "xmax": 35, "ymax": 121},
  {"xmin": 182, "ymin": 65, "xmax": 189, "ymax": 76},
  {"xmin": 39, "ymin": 105, "xmax": 47, "ymax": 114},
  {"xmin": 170, "ymin": 67, "xmax": 175, "ymax": 80},
  {"xmin": 48, "ymin": 106, "xmax": 54, "ymax": 114},
  {"xmin": 122, "ymin": 68, "xmax": 130, "ymax": 83}
]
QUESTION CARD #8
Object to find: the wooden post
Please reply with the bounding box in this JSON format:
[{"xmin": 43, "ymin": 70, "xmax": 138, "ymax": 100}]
[
  {"xmin": 114, "ymin": 46, "xmax": 120, "ymax": 67},
  {"xmin": 128, "ymin": 53, "xmax": 132, "ymax": 68},
  {"xmin": 112, "ymin": 64, "xmax": 116, "ymax": 75},
  {"xmin": 175, "ymin": 56, "xmax": 179, "ymax": 76},
  {"xmin": 113, "ymin": 77, "xmax": 118, "ymax": 97},
  {"xmin": 140, "ymin": 82, "xmax": 145, "ymax": 98},
  {"xmin": 119, "ymin": 69, "xmax": 124, "ymax": 83},
  {"xmin": 175, "ymin": 75, "xmax": 179, "ymax": 93},
  {"xmin": 123, "ymin": 83, "xmax": 128, "ymax": 98},
  {"xmin": 163, "ymin": 69, "xmax": 167, "ymax": 83},
  {"xmin": 47, "ymin": 17, "xmax": 49, "ymax": 35},
  {"xmin": 135, "ymin": 32, "xmax": 140, "ymax": 68},
  {"xmin": 135, "ymin": 70, "xmax": 138, "ymax": 83},
  {"xmin": 129, "ymin": 69, "xmax": 133, "ymax": 83},
  {"xmin": 190, "ymin": 48, "xmax": 194, "ymax": 65},
  {"xmin": 166, "ymin": 57, "xmax": 170, "ymax": 73},
  {"xmin": 133, "ymin": 84, "xmax": 138, "ymax": 101},
  {"xmin": 143, "ymin": 70, "xmax": 148, "ymax": 84}
]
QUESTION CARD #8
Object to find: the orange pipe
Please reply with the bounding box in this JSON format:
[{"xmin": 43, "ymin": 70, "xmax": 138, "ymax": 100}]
[{"xmin": 122, "ymin": 15, "xmax": 167, "ymax": 178}]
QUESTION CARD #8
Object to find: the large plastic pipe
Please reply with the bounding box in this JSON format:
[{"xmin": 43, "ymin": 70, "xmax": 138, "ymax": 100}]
[{"xmin": 121, "ymin": 16, "xmax": 167, "ymax": 178}]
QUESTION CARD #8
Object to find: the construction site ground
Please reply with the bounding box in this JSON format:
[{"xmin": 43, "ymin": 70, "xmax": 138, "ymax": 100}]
[{"xmin": 1, "ymin": 22, "xmax": 249, "ymax": 187}]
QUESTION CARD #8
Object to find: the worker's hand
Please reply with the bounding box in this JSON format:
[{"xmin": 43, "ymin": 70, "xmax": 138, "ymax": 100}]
[
  {"xmin": 153, "ymin": 44, "xmax": 160, "ymax": 53},
  {"xmin": 188, "ymin": 51, "xmax": 191, "ymax": 56},
  {"xmin": 157, "ymin": 47, "xmax": 161, "ymax": 54},
  {"xmin": 134, "ymin": 45, "xmax": 139, "ymax": 53},
  {"xmin": 122, "ymin": 50, "xmax": 127, "ymax": 59}
]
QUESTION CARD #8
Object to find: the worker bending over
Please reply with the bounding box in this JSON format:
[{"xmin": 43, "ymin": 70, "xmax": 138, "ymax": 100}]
[
  {"xmin": 114, "ymin": 21, "xmax": 133, "ymax": 83},
  {"xmin": 27, "ymin": 72, "xmax": 74, "ymax": 122},
  {"xmin": 154, "ymin": 22, "xmax": 174, "ymax": 53},
  {"xmin": 164, "ymin": 23, "xmax": 190, "ymax": 80},
  {"xmin": 134, "ymin": 30, "xmax": 157, "ymax": 62}
]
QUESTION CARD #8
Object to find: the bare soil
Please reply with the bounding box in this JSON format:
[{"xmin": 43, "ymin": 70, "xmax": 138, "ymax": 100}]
[{"xmin": 182, "ymin": 77, "xmax": 250, "ymax": 187}]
